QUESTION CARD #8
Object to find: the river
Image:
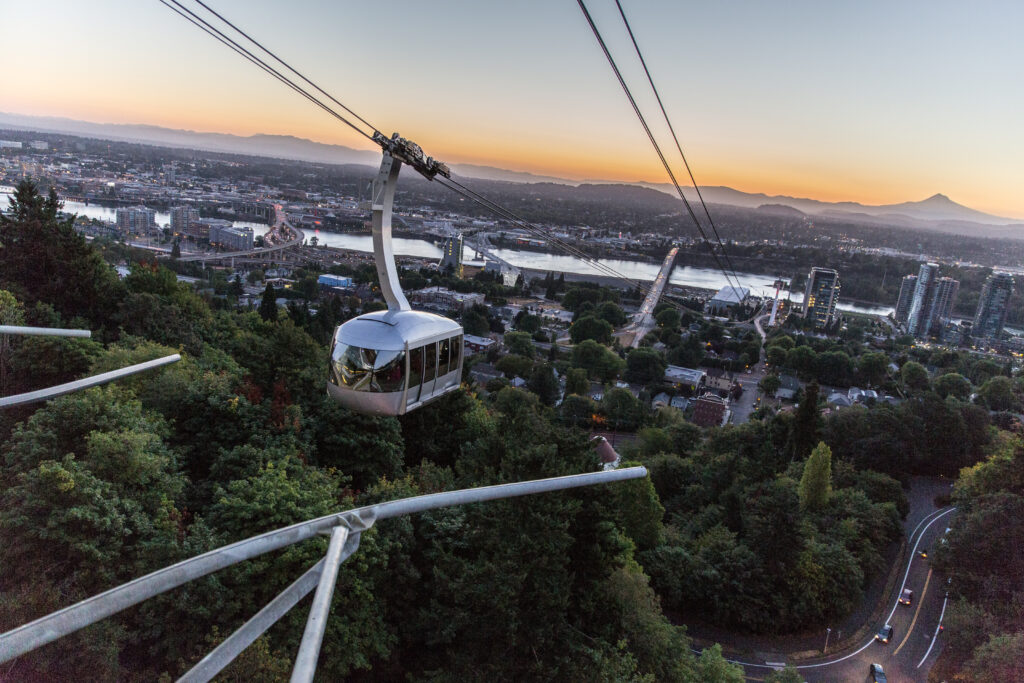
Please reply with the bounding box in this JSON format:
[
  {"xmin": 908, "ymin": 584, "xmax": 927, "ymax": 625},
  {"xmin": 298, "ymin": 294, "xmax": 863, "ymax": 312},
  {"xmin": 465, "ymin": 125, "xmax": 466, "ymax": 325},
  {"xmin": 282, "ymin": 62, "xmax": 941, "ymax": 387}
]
[
  {"xmin": 280, "ymin": 229, "xmax": 894, "ymax": 316},
  {"xmin": 0, "ymin": 190, "xmax": 892, "ymax": 316},
  {"xmin": 0, "ymin": 192, "xmax": 267, "ymax": 234}
]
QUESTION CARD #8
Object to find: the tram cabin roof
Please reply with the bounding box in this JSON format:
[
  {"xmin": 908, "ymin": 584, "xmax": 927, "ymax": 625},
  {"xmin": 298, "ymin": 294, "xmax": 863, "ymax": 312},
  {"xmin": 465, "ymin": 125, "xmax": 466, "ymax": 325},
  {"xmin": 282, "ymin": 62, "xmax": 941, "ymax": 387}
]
[{"xmin": 337, "ymin": 309, "xmax": 462, "ymax": 351}]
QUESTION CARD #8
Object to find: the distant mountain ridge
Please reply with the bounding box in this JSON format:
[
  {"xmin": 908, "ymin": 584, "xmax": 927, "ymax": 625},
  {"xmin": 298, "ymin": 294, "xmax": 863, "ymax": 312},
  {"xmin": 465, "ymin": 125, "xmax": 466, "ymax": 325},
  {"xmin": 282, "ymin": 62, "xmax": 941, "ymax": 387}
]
[{"xmin": 1, "ymin": 111, "xmax": 1020, "ymax": 229}]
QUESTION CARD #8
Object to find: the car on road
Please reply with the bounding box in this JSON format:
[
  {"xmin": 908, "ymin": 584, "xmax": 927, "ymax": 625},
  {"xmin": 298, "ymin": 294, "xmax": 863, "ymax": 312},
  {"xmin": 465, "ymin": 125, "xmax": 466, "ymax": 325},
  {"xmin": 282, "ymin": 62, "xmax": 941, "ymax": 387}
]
[
  {"xmin": 899, "ymin": 588, "xmax": 914, "ymax": 605},
  {"xmin": 870, "ymin": 662, "xmax": 887, "ymax": 682},
  {"xmin": 876, "ymin": 624, "xmax": 894, "ymax": 644}
]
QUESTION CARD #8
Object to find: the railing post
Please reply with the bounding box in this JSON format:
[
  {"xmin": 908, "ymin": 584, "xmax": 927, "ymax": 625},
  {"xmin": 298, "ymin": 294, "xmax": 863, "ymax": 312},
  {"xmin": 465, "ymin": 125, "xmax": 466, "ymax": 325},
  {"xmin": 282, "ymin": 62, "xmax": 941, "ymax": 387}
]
[{"xmin": 291, "ymin": 525, "xmax": 353, "ymax": 682}]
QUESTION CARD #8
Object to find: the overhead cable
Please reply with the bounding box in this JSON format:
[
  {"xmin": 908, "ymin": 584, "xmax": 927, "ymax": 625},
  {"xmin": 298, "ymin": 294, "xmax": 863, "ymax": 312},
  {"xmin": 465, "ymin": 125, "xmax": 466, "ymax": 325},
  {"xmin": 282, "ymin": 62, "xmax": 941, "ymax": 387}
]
[
  {"xmin": 613, "ymin": 0, "xmax": 743, "ymax": 291},
  {"xmin": 575, "ymin": 0, "xmax": 742, "ymax": 295},
  {"xmin": 157, "ymin": 0, "xmax": 685, "ymax": 308},
  {"xmin": 161, "ymin": 0, "xmax": 373, "ymax": 141}
]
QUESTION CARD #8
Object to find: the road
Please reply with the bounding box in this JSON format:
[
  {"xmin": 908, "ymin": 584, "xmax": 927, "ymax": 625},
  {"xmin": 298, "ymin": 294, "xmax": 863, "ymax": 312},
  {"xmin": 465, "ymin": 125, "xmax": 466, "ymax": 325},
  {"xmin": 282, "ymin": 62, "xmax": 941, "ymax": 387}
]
[
  {"xmin": 625, "ymin": 247, "xmax": 678, "ymax": 348},
  {"xmin": 710, "ymin": 479, "xmax": 955, "ymax": 682},
  {"xmin": 729, "ymin": 363, "xmax": 767, "ymax": 424},
  {"xmin": 727, "ymin": 313, "xmax": 771, "ymax": 424}
]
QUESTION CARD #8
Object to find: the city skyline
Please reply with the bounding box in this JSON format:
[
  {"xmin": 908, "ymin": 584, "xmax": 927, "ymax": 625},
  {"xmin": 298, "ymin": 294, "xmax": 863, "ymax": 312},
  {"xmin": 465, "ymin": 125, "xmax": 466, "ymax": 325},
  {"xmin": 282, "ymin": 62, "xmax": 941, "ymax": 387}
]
[{"xmin": 4, "ymin": 0, "xmax": 1024, "ymax": 218}]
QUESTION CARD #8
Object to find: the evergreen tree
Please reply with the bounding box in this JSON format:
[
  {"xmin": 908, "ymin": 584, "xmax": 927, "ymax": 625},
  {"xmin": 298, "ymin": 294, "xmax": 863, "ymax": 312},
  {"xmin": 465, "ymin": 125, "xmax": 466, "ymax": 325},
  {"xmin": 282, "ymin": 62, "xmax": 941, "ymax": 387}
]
[
  {"xmin": 258, "ymin": 282, "xmax": 278, "ymax": 321},
  {"xmin": 0, "ymin": 179, "xmax": 122, "ymax": 329},
  {"xmin": 791, "ymin": 381, "xmax": 820, "ymax": 460},
  {"xmin": 799, "ymin": 441, "xmax": 833, "ymax": 511},
  {"xmin": 171, "ymin": 239, "xmax": 181, "ymax": 259},
  {"xmin": 527, "ymin": 362, "xmax": 560, "ymax": 406}
]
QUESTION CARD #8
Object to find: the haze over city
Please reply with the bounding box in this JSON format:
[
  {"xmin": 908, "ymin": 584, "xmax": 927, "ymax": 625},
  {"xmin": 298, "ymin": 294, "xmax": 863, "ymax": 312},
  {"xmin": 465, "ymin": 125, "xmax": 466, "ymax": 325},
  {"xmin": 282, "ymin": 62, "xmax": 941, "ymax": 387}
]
[{"xmin": 4, "ymin": 0, "xmax": 1024, "ymax": 219}]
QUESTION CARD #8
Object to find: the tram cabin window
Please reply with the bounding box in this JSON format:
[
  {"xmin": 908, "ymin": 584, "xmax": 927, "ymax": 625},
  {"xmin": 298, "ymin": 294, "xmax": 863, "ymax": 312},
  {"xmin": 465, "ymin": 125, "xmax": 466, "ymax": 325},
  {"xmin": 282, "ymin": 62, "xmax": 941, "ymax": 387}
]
[
  {"xmin": 438, "ymin": 338, "xmax": 451, "ymax": 376},
  {"xmin": 408, "ymin": 346, "xmax": 423, "ymax": 388},
  {"xmin": 424, "ymin": 341, "xmax": 437, "ymax": 382}
]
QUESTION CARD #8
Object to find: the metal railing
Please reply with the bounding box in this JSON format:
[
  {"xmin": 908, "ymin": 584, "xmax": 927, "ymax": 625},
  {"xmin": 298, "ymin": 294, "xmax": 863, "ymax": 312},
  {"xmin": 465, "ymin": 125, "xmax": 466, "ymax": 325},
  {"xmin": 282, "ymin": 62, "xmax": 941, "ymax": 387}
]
[
  {"xmin": 0, "ymin": 466, "xmax": 648, "ymax": 682},
  {"xmin": 0, "ymin": 325, "xmax": 181, "ymax": 408}
]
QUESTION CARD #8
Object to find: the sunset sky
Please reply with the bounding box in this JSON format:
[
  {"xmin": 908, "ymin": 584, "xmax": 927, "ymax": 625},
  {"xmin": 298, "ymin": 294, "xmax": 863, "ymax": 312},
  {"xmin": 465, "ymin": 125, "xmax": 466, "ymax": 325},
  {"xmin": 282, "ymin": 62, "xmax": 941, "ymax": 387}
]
[{"xmin": 4, "ymin": 0, "xmax": 1023, "ymax": 218}]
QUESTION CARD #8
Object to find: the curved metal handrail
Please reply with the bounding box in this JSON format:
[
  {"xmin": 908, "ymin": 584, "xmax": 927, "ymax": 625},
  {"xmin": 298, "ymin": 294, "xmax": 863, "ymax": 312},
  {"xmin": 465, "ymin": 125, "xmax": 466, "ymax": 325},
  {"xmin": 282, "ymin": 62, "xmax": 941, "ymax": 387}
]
[
  {"xmin": 0, "ymin": 466, "xmax": 647, "ymax": 682},
  {"xmin": 0, "ymin": 354, "xmax": 181, "ymax": 408}
]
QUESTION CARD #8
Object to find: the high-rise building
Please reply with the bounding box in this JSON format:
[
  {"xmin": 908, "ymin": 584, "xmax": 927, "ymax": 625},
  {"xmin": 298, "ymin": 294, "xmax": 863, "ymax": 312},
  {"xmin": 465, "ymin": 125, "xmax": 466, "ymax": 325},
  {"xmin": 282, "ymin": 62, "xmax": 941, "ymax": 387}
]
[
  {"xmin": 895, "ymin": 274, "xmax": 917, "ymax": 324},
  {"xmin": 973, "ymin": 272, "xmax": 1015, "ymax": 340},
  {"xmin": 906, "ymin": 262, "xmax": 939, "ymax": 337},
  {"xmin": 802, "ymin": 267, "xmax": 840, "ymax": 329},
  {"xmin": 170, "ymin": 206, "xmax": 199, "ymax": 236},
  {"xmin": 927, "ymin": 276, "xmax": 960, "ymax": 335},
  {"xmin": 440, "ymin": 233, "xmax": 463, "ymax": 277},
  {"xmin": 115, "ymin": 206, "xmax": 157, "ymax": 234}
]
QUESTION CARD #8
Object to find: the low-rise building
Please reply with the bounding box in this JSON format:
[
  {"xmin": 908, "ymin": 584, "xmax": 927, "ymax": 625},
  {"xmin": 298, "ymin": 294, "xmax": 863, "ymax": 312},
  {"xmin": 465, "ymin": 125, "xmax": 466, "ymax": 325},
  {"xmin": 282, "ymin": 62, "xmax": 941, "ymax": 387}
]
[
  {"xmin": 827, "ymin": 392, "xmax": 853, "ymax": 408},
  {"xmin": 463, "ymin": 334, "xmax": 496, "ymax": 354},
  {"xmin": 317, "ymin": 274, "xmax": 353, "ymax": 289},
  {"xmin": 692, "ymin": 394, "xmax": 728, "ymax": 427},
  {"xmin": 409, "ymin": 286, "xmax": 485, "ymax": 312},
  {"xmin": 775, "ymin": 374, "xmax": 801, "ymax": 400},
  {"xmin": 704, "ymin": 367, "xmax": 735, "ymax": 392},
  {"xmin": 707, "ymin": 285, "xmax": 750, "ymax": 314},
  {"xmin": 665, "ymin": 365, "xmax": 705, "ymax": 390},
  {"xmin": 670, "ymin": 396, "xmax": 690, "ymax": 411}
]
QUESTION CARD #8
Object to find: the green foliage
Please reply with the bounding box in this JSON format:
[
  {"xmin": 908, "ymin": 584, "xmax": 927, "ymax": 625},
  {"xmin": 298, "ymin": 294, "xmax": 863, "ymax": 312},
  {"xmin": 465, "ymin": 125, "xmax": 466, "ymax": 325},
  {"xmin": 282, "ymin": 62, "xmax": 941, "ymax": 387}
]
[
  {"xmin": 495, "ymin": 353, "xmax": 534, "ymax": 379},
  {"xmin": 625, "ymin": 347, "xmax": 668, "ymax": 385},
  {"xmin": 595, "ymin": 300, "xmax": 627, "ymax": 327},
  {"xmin": 0, "ymin": 197, "xmax": 965, "ymax": 679},
  {"xmin": 857, "ymin": 351, "xmax": 889, "ymax": 386},
  {"xmin": 901, "ymin": 360, "xmax": 930, "ymax": 392},
  {"xmin": 791, "ymin": 381, "xmax": 821, "ymax": 460},
  {"xmin": 570, "ymin": 314, "xmax": 613, "ymax": 344},
  {"xmin": 963, "ymin": 631, "xmax": 1024, "ymax": 683},
  {"xmin": 977, "ymin": 375, "xmax": 1021, "ymax": 412},
  {"xmin": 600, "ymin": 388, "xmax": 645, "ymax": 432},
  {"xmin": 527, "ymin": 362, "xmax": 560, "ymax": 406},
  {"xmin": 565, "ymin": 367, "xmax": 590, "ymax": 395},
  {"xmin": 558, "ymin": 394, "xmax": 597, "ymax": 428},
  {"xmin": 461, "ymin": 308, "xmax": 489, "ymax": 336},
  {"xmin": 934, "ymin": 372, "xmax": 972, "ymax": 400},
  {"xmin": 655, "ymin": 307, "xmax": 681, "ymax": 330},
  {"xmin": 502, "ymin": 330, "xmax": 535, "ymax": 358},
  {"xmin": 613, "ymin": 463, "xmax": 665, "ymax": 550},
  {"xmin": 258, "ymin": 282, "xmax": 278, "ymax": 321},
  {"xmin": 572, "ymin": 339, "xmax": 625, "ymax": 382},
  {"xmin": 0, "ymin": 179, "xmax": 123, "ymax": 330},
  {"xmin": 799, "ymin": 442, "xmax": 833, "ymax": 511},
  {"xmin": 930, "ymin": 431, "xmax": 1024, "ymax": 680},
  {"xmin": 759, "ymin": 373, "xmax": 781, "ymax": 396}
]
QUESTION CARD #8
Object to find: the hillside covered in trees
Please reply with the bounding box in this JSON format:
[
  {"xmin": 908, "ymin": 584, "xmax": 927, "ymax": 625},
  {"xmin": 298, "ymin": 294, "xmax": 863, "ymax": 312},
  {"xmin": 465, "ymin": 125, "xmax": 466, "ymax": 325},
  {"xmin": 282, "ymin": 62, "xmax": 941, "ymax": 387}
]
[
  {"xmin": 0, "ymin": 181, "xmax": 750, "ymax": 680},
  {"xmin": 2, "ymin": 180, "xmax": 1022, "ymax": 681}
]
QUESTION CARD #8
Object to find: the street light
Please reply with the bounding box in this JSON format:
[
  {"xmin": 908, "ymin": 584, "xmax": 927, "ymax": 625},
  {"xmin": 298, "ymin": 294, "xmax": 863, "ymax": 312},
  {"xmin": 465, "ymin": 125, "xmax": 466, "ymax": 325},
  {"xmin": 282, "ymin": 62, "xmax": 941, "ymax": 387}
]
[{"xmin": 824, "ymin": 626, "xmax": 831, "ymax": 654}]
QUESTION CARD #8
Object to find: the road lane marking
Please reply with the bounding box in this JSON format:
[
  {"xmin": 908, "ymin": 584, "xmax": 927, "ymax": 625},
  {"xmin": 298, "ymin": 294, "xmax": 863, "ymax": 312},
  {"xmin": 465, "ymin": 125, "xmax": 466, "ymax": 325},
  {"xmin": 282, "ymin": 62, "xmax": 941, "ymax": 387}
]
[
  {"xmin": 716, "ymin": 508, "xmax": 957, "ymax": 674},
  {"xmin": 918, "ymin": 595, "xmax": 949, "ymax": 668},
  {"xmin": 886, "ymin": 507, "xmax": 954, "ymax": 625},
  {"xmin": 893, "ymin": 568, "xmax": 932, "ymax": 656}
]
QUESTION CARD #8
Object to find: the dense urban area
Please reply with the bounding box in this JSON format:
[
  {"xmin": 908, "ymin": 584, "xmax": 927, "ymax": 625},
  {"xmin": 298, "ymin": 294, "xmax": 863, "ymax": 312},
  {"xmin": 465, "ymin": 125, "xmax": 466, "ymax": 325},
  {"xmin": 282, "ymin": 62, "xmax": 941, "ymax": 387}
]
[{"xmin": 1, "ymin": 131, "xmax": 1023, "ymax": 682}]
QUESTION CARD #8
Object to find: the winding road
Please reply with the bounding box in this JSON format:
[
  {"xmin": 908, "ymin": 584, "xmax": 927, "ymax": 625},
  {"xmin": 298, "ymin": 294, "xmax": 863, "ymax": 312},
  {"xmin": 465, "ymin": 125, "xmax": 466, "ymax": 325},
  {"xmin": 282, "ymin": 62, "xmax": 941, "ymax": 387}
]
[{"xmin": 694, "ymin": 479, "xmax": 955, "ymax": 682}]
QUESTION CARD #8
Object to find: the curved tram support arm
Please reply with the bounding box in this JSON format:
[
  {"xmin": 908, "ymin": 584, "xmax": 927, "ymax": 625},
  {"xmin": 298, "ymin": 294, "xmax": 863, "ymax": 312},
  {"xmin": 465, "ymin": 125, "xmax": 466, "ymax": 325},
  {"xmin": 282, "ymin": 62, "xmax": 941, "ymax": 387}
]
[{"xmin": 371, "ymin": 153, "xmax": 411, "ymax": 311}]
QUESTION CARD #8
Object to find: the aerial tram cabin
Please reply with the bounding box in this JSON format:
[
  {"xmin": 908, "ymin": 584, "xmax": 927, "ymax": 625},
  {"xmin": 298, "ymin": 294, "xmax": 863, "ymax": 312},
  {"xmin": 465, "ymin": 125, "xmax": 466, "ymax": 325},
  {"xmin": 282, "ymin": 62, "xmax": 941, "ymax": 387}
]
[{"xmin": 327, "ymin": 135, "xmax": 464, "ymax": 416}]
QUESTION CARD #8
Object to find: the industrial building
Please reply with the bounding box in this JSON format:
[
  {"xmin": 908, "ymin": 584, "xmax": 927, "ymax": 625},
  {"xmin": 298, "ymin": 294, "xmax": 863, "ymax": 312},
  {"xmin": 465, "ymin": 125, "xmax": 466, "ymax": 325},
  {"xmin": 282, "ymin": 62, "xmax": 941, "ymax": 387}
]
[{"xmin": 707, "ymin": 285, "xmax": 750, "ymax": 314}]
